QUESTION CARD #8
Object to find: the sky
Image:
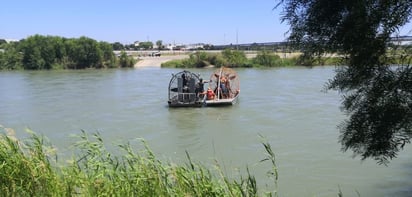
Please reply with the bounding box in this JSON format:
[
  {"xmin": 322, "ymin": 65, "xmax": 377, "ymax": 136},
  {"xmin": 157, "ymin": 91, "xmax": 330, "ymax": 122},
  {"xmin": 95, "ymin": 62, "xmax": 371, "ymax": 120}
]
[{"xmin": 1, "ymin": 0, "xmax": 411, "ymax": 45}]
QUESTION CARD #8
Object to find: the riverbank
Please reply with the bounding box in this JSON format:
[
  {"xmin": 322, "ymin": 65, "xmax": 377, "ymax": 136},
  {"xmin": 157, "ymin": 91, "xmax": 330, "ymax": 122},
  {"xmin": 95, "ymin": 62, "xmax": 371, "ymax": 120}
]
[{"xmin": 133, "ymin": 52, "xmax": 302, "ymax": 68}]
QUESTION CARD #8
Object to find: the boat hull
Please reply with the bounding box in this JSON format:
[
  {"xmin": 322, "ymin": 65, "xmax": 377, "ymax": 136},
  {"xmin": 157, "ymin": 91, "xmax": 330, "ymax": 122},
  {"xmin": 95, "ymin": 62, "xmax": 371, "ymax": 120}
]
[
  {"xmin": 168, "ymin": 100, "xmax": 204, "ymax": 107},
  {"xmin": 205, "ymin": 95, "xmax": 239, "ymax": 106}
]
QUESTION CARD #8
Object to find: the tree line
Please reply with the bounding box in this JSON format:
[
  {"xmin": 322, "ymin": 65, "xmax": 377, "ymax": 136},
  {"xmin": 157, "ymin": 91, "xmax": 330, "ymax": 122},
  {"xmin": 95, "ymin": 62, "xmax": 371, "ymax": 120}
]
[{"xmin": 0, "ymin": 35, "xmax": 136, "ymax": 70}]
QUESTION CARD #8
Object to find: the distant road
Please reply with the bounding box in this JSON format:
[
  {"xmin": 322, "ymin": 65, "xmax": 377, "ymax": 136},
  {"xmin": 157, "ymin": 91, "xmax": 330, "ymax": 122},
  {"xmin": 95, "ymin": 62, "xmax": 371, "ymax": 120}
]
[{"xmin": 134, "ymin": 55, "xmax": 189, "ymax": 68}]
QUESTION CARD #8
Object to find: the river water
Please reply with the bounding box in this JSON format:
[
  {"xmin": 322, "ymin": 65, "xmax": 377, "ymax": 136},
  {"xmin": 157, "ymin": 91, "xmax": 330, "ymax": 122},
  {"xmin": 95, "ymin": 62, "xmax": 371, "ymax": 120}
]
[{"xmin": 0, "ymin": 67, "xmax": 411, "ymax": 196}]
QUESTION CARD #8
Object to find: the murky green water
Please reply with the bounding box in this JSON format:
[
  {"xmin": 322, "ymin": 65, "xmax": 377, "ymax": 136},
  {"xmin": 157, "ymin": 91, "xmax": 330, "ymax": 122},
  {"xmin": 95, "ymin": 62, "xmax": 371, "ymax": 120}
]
[{"xmin": 1, "ymin": 67, "xmax": 411, "ymax": 196}]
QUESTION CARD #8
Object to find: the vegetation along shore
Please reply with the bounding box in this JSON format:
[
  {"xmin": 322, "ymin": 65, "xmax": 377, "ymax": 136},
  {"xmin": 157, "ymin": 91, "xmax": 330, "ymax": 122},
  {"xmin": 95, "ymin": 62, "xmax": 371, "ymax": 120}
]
[
  {"xmin": 2, "ymin": 35, "xmax": 410, "ymax": 71},
  {"xmin": 0, "ymin": 35, "xmax": 136, "ymax": 70},
  {"xmin": 0, "ymin": 126, "xmax": 280, "ymax": 196}
]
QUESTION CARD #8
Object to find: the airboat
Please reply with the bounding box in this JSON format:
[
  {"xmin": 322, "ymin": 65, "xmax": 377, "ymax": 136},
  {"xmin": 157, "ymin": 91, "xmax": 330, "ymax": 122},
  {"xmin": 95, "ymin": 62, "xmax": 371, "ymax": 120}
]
[
  {"xmin": 204, "ymin": 67, "xmax": 240, "ymax": 106},
  {"xmin": 167, "ymin": 70, "xmax": 205, "ymax": 107}
]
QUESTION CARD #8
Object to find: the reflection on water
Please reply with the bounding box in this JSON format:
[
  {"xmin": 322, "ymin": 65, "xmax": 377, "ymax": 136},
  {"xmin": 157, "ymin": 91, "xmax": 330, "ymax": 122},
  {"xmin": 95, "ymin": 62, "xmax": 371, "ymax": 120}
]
[{"xmin": 0, "ymin": 67, "xmax": 411, "ymax": 196}]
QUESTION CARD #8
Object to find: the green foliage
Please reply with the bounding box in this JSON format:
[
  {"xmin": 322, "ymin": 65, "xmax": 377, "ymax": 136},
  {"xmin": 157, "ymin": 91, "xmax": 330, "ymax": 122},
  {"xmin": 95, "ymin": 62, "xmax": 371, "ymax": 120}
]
[
  {"xmin": 161, "ymin": 51, "xmax": 365, "ymax": 68},
  {"xmin": 118, "ymin": 51, "xmax": 136, "ymax": 68},
  {"xmin": 221, "ymin": 49, "xmax": 247, "ymax": 67},
  {"xmin": 112, "ymin": 42, "xmax": 125, "ymax": 51},
  {"xmin": 162, "ymin": 50, "xmax": 251, "ymax": 68},
  {"xmin": 99, "ymin": 41, "xmax": 117, "ymax": 68},
  {"xmin": 252, "ymin": 50, "xmax": 282, "ymax": 67},
  {"xmin": 272, "ymin": 57, "xmax": 296, "ymax": 67},
  {"xmin": 259, "ymin": 135, "xmax": 279, "ymax": 196},
  {"xmin": 156, "ymin": 40, "xmax": 163, "ymax": 50},
  {"xmin": 188, "ymin": 51, "xmax": 209, "ymax": 67},
  {"xmin": 0, "ymin": 128, "xmax": 60, "ymax": 196},
  {"xmin": 277, "ymin": 0, "xmax": 412, "ymax": 164},
  {"xmin": 188, "ymin": 51, "xmax": 220, "ymax": 68},
  {"xmin": 0, "ymin": 39, "xmax": 7, "ymax": 46},
  {"xmin": 66, "ymin": 36, "xmax": 104, "ymax": 69},
  {"xmin": 160, "ymin": 59, "xmax": 186, "ymax": 68},
  {"xmin": 161, "ymin": 51, "xmax": 227, "ymax": 68},
  {"xmin": 0, "ymin": 35, "xmax": 117, "ymax": 70},
  {"xmin": 138, "ymin": 41, "xmax": 153, "ymax": 50},
  {"xmin": 333, "ymin": 65, "xmax": 412, "ymax": 165},
  {"xmin": 0, "ymin": 44, "xmax": 23, "ymax": 70},
  {"xmin": 0, "ymin": 127, "xmax": 280, "ymax": 196},
  {"xmin": 19, "ymin": 35, "xmax": 54, "ymax": 69}
]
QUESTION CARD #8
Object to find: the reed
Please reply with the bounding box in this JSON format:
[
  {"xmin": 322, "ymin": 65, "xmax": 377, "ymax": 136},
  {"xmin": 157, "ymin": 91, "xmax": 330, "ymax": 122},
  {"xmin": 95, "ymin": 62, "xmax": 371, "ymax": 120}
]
[
  {"xmin": 0, "ymin": 127, "xmax": 280, "ymax": 196},
  {"xmin": 0, "ymin": 128, "xmax": 60, "ymax": 196}
]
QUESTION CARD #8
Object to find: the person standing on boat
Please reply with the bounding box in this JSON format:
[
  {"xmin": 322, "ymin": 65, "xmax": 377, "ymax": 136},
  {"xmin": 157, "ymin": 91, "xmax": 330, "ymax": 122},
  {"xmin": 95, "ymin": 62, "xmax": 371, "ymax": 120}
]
[
  {"xmin": 182, "ymin": 73, "xmax": 188, "ymax": 93},
  {"xmin": 195, "ymin": 78, "xmax": 207, "ymax": 98},
  {"xmin": 219, "ymin": 76, "xmax": 229, "ymax": 99}
]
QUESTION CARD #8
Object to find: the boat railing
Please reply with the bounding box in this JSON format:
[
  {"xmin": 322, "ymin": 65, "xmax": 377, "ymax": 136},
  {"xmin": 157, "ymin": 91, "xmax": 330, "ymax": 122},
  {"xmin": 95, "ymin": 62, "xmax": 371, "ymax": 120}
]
[{"xmin": 177, "ymin": 92, "xmax": 197, "ymax": 102}]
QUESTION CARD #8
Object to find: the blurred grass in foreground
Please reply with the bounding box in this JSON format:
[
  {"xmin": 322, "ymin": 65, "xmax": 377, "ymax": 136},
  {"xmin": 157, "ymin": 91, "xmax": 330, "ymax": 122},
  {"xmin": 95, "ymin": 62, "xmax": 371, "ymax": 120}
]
[{"xmin": 0, "ymin": 126, "xmax": 279, "ymax": 197}]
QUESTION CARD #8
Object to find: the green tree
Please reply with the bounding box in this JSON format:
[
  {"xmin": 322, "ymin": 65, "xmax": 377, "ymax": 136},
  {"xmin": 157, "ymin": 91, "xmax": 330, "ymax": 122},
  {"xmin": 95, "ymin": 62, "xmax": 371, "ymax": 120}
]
[
  {"xmin": 188, "ymin": 51, "xmax": 209, "ymax": 68},
  {"xmin": 276, "ymin": 0, "xmax": 412, "ymax": 164},
  {"xmin": 0, "ymin": 39, "xmax": 7, "ymax": 47},
  {"xmin": 139, "ymin": 41, "xmax": 153, "ymax": 50},
  {"xmin": 0, "ymin": 35, "xmax": 118, "ymax": 70},
  {"xmin": 221, "ymin": 49, "xmax": 247, "ymax": 67},
  {"xmin": 66, "ymin": 36, "xmax": 103, "ymax": 69},
  {"xmin": 112, "ymin": 42, "xmax": 125, "ymax": 51},
  {"xmin": 156, "ymin": 40, "xmax": 163, "ymax": 50},
  {"xmin": 125, "ymin": 44, "xmax": 136, "ymax": 50},
  {"xmin": 99, "ymin": 41, "xmax": 116, "ymax": 68},
  {"xmin": 19, "ymin": 35, "xmax": 55, "ymax": 69},
  {"xmin": 118, "ymin": 51, "xmax": 136, "ymax": 68},
  {"xmin": 0, "ymin": 43, "xmax": 23, "ymax": 70}
]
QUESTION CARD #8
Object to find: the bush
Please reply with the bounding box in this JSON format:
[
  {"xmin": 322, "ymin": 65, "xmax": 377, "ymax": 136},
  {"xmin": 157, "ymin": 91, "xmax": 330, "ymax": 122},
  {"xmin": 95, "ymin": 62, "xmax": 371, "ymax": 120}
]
[
  {"xmin": 221, "ymin": 49, "xmax": 247, "ymax": 67},
  {"xmin": 0, "ymin": 35, "xmax": 117, "ymax": 70},
  {"xmin": 161, "ymin": 59, "xmax": 186, "ymax": 68},
  {"xmin": 0, "ymin": 46, "xmax": 23, "ymax": 70},
  {"xmin": 117, "ymin": 51, "xmax": 136, "ymax": 68},
  {"xmin": 161, "ymin": 52, "xmax": 227, "ymax": 68},
  {"xmin": 252, "ymin": 51, "xmax": 282, "ymax": 67}
]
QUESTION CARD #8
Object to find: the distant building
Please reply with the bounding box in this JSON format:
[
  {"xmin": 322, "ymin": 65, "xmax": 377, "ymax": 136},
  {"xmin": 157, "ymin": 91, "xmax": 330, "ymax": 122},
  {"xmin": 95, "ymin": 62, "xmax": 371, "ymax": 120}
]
[
  {"xmin": 165, "ymin": 43, "xmax": 185, "ymax": 51},
  {"xmin": 5, "ymin": 39, "xmax": 19, "ymax": 43},
  {"xmin": 164, "ymin": 43, "xmax": 206, "ymax": 51},
  {"xmin": 390, "ymin": 36, "xmax": 412, "ymax": 46},
  {"xmin": 165, "ymin": 44, "xmax": 174, "ymax": 50},
  {"xmin": 185, "ymin": 43, "xmax": 205, "ymax": 50}
]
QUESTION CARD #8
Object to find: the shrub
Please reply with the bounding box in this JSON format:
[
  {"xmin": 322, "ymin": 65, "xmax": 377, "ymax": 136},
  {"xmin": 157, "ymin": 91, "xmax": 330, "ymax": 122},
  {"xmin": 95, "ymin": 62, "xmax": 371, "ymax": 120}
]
[
  {"xmin": 252, "ymin": 51, "xmax": 282, "ymax": 67},
  {"xmin": 221, "ymin": 49, "xmax": 247, "ymax": 67}
]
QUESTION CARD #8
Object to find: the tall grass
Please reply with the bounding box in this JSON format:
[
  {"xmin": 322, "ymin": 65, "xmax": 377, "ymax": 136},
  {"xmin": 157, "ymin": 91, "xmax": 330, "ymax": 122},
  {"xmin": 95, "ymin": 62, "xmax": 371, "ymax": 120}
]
[
  {"xmin": 0, "ymin": 128, "xmax": 60, "ymax": 196},
  {"xmin": 0, "ymin": 126, "xmax": 279, "ymax": 196}
]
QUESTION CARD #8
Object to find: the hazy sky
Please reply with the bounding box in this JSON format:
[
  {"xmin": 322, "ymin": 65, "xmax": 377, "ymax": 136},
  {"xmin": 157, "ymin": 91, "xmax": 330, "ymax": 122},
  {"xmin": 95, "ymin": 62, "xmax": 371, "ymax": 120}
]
[{"xmin": 1, "ymin": 0, "xmax": 411, "ymax": 45}]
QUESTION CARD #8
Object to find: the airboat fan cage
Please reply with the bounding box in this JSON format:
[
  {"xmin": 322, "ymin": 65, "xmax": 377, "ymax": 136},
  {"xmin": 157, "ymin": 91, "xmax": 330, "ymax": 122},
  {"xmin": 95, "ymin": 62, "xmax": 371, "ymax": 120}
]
[
  {"xmin": 208, "ymin": 67, "xmax": 240, "ymax": 99},
  {"xmin": 168, "ymin": 70, "xmax": 203, "ymax": 107}
]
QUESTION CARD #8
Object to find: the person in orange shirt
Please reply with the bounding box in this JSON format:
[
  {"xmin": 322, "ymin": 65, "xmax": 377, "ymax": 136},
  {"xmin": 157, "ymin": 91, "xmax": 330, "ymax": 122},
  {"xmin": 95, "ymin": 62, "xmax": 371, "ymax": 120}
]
[{"xmin": 206, "ymin": 87, "xmax": 215, "ymax": 100}]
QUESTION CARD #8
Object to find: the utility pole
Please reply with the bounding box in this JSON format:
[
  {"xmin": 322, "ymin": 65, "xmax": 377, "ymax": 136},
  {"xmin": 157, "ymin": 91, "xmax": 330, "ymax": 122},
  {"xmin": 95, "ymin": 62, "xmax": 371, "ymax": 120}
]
[{"xmin": 236, "ymin": 28, "xmax": 239, "ymax": 50}]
